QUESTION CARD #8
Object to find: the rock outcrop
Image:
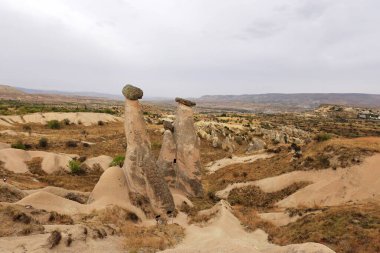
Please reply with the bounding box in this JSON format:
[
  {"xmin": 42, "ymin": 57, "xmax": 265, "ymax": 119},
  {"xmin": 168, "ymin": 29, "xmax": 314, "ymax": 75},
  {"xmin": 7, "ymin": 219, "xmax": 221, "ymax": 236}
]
[
  {"xmin": 246, "ymin": 138, "xmax": 267, "ymax": 154},
  {"xmin": 157, "ymin": 130, "xmax": 177, "ymax": 178},
  {"xmin": 173, "ymin": 98, "xmax": 203, "ymax": 197},
  {"xmin": 121, "ymin": 84, "xmax": 174, "ymax": 216},
  {"xmin": 222, "ymin": 136, "xmax": 235, "ymax": 153}
]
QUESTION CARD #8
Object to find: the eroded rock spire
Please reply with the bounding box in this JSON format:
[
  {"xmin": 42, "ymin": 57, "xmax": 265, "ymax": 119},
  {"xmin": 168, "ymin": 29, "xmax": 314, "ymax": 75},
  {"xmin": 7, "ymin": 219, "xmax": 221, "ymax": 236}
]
[
  {"xmin": 122, "ymin": 84, "xmax": 174, "ymax": 216},
  {"xmin": 172, "ymin": 97, "xmax": 203, "ymax": 197}
]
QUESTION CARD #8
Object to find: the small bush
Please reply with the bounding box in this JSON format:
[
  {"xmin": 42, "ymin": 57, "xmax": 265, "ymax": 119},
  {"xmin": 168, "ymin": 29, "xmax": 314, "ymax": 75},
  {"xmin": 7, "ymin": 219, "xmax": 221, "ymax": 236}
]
[
  {"xmin": 22, "ymin": 124, "xmax": 32, "ymax": 133},
  {"xmin": 68, "ymin": 160, "xmax": 84, "ymax": 175},
  {"xmin": 11, "ymin": 141, "xmax": 26, "ymax": 150},
  {"xmin": 66, "ymin": 140, "xmax": 78, "ymax": 148},
  {"xmin": 151, "ymin": 142, "xmax": 162, "ymax": 149},
  {"xmin": 98, "ymin": 120, "xmax": 104, "ymax": 126},
  {"xmin": 110, "ymin": 155, "xmax": 125, "ymax": 167},
  {"xmin": 38, "ymin": 137, "xmax": 48, "ymax": 148},
  {"xmin": 62, "ymin": 118, "xmax": 70, "ymax": 125},
  {"xmin": 47, "ymin": 120, "xmax": 61, "ymax": 129},
  {"xmin": 315, "ymin": 133, "xmax": 332, "ymax": 142},
  {"xmin": 47, "ymin": 230, "xmax": 62, "ymax": 249}
]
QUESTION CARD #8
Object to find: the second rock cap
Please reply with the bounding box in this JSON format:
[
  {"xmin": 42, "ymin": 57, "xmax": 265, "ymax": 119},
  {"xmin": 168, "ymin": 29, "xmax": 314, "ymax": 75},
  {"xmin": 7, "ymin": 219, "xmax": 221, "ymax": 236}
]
[{"xmin": 175, "ymin": 97, "xmax": 196, "ymax": 107}]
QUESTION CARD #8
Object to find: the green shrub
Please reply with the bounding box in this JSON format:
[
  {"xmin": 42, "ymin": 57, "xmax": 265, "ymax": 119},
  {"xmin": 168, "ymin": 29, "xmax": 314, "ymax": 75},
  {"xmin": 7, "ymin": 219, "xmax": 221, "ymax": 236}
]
[
  {"xmin": 151, "ymin": 142, "xmax": 162, "ymax": 149},
  {"xmin": 39, "ymin": 138, "xmax": 48, "ymax": 148},
  {"xmin": 11, "ymin": 141, "xmax": 26, "ymax": 150},
  {"xmin": 315, "ymin": 133, "xmax": 332, "ymax": 142},
  {"xmin": 68, "ymin": 160, "xmax": 84, "ymax": 175},
  {"xmin": 110, "ymin": 155, "xmax": 125, "ymax": 167},
  {"xmin": 47, "ymin": 120, "xmax": 61, "ymax": 129}
]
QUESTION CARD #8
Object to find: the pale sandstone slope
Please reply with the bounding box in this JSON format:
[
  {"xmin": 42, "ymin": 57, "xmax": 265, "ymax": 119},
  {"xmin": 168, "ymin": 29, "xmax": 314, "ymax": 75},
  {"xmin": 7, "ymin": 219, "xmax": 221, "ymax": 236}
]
[
  {"xmin": 217, "ymin": 154, "xmax": 380, "ymax": 208},
  {"xmin": 161, "ymin": 201, "xmax": 334, "ymax": 253},
  {"xmin": 0, "ymin": 112, "xmax": 122, "ymax": 126}
]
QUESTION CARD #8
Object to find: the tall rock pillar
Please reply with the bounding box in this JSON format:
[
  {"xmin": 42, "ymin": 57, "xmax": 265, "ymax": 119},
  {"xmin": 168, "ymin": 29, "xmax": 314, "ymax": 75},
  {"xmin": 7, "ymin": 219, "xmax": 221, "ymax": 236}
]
[
  {"xmin": 122, "ymin": 84, "xmax": 174, "ymax": 216},
  {"xmin": 173, "ymin": 97, "xmax": 203, "ymax": 197}
]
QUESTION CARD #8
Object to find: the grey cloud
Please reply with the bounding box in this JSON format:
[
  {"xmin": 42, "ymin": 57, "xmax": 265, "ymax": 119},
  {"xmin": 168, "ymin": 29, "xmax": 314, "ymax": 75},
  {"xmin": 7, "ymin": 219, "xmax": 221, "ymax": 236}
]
[
  {"xmin": 0, "ymin": 0, "xmax": 379, "ymax": 97},
  {"xmin": 296, "ymin": 1, "xmax": 329, "ymax": 19}
]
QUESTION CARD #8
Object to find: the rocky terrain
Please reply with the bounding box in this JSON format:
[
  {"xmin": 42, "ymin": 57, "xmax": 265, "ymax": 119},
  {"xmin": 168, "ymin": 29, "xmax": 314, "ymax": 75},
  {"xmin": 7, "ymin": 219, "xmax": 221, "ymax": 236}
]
[{"xmin": 0, "ymin": 85, "xmax": 379, "ymax": 253}]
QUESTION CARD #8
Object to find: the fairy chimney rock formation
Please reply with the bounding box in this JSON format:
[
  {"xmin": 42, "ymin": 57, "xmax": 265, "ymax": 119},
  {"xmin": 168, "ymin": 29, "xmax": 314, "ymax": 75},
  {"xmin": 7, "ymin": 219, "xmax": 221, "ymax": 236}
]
[
  {"xmin": 157, "ymin": 130, "xmax": 177, "ymax": 178},
  {"xmin": 173, "ymin": 97, "xmax": 203, "ymax": 197},
  {"xmin": 122, "ymin": 84, "xmax": 174, "ymax": 216}
]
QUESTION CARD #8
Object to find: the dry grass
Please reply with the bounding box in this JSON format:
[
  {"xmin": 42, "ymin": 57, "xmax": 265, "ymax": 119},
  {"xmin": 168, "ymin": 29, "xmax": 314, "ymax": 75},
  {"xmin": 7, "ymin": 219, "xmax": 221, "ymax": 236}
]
[
  {"xmin": 233, "ymin": 203, "xmax": 380, "ymax": 253},
  {"xmin": 25, "ymin": 157, "xmax": 45, "ymax": 175},
  {"xmin": 123, "ymin": 224, "xmax": 184, "ymax": 252},
  {"xmin": 272, "ymin": 204, "xmax": 380, "ymax": 253},
  {"xmin": 205, "ymin": 137, "xmax": 380, "ymax": 193},
  {"xmin": 0, "ymin": 204, "xmax": 44, "ymax": 236},
  {"xmin": 228, "ymin": 182, "xmax": 310, "ymax": 210},
  {"xmin": 204, "ymin": 148, "xmax": 295, "ymax": 193},
  {"xmin": 81, "ymin": 206, "xmax": 185, "ymax": 252}
]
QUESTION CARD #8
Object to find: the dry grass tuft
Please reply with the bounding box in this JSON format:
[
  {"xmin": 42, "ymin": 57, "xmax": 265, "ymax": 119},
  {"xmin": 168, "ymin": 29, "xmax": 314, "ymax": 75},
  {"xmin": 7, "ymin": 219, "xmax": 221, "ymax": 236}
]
[
  {"xmin": 0, "ymin": 205, "xmax": 44, "ymax": 236},
  {"xmin": 228, "ymin": 182, "xmax": 310, "ymax": 210},
  {"xmin": 123, "ymin": 223, "xmax": 184, "ymax": 252},
  {"xmin": 25, "ymin": 157, "xmax": 46, "ymax": 175}
]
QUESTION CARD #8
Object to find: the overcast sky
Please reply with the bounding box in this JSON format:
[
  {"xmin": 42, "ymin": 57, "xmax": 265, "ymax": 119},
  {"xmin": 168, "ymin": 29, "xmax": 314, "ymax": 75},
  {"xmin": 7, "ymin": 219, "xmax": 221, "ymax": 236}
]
[{"xmin": 0, "ymin": 0, "xmax": 379, "ymax": 97}]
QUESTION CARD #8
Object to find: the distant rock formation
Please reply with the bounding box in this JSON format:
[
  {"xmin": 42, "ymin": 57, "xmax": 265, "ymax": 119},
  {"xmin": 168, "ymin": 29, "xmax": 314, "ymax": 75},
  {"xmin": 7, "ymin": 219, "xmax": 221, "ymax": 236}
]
[
  {"xmin": 121, "ymin": 84, "xmax": 174, "ymax": 216},
  {"xmin": 173, "ymin": 98, "xmax": 203, "ymax": 197},
  {"xmin": 246, "ymin": 138, "xmax": 267, "ymax": 154}
]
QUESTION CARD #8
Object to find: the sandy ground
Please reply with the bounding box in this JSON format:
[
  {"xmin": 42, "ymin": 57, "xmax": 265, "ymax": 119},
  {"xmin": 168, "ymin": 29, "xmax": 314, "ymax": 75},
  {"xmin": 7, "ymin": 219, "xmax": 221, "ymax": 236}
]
[
  {"xmin": 216, "ymin": 154, "xmax": 380, "ymax": 208},
  {"xmin": 0, "ymin": 148, "xmax": 113, "ymax": 174},
  {"xmin": 0, "ymin": 142, "xmax": 11, "ymax": 149},
  {"xmin": 0, "ymin": 148, "xmax": 78, "ymax": 174},
  {"xmin": 206, "ymin": 152, "xmax": 273, "ymax": 174},
  {"xmin": 24, "ymin": 186, "xmax": 90, "ymax": 199},
  {"xmin": 0, "ymin": 112, "xmax": 122, "ymax": 127},
  {"xmin": 258, "ymin": 212, "xmax": 301, "ymax": 226},
  {"xmin": 0, "ymin": 129, "xmax": 46, "ymax": 137},
  {"xmin": 15, "ymin": 166, "xmax": 145, "ymax": 218},
  {"xmin": 82, "ymin": 155, "xmax": 113, "ymax": 171},
  {"xmin": 1, "ymin": 162, "xmax": 338, "ymax": 253},
  {"xmin": 161, "ymin": 201, "xmax": 334, "ymax": 253},
  {"xmin": 0, "ymin": 224, "xmax": 125, "ymax": 253}
]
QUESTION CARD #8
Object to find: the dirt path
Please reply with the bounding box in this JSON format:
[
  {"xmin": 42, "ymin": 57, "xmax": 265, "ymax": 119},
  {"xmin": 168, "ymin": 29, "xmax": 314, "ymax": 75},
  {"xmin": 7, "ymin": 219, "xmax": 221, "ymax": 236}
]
[{"xmin": 206, "ymin": 152, "xmax": 273, "ymax": 174}]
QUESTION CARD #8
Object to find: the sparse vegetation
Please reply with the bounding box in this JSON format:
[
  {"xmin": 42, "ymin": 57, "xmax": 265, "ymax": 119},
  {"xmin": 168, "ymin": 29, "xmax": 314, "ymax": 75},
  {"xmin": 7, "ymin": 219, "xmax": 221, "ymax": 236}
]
[
  {"xmin": 110, "ymin": 155, "xmax": 125, "ymax": 167},
  {"xmin": 11, "ymin": 140, "xmax": 26, "ymax": 150},
  {"xmin": 315, "ymin": 133, "xmax": 332, "ymax": 142},
  {"xmin": 25, "ymin": 157, "xmax": 45, "ymax": 175},
  {"xmin": 68, "ymin": 160, "xmax": 84, "ymax": 175},
  {"xmin": 66, "ymin": 140, "xmax": 78, "ymax": 148},
  {"xmin": 63, "ymin": 118, "xmax": 70, "ymax": 125},
  {"xmin": 270, "ymin": 204, "xmax": 380, "ymax": 253},
  {"xmin": 228, "ymin": 182, "xmax": 310, "ymax": 210},
  {"xmin": 38, "ymin": 137, "xmax": 48, "ymax": 148},
  {"xmin": 47, "ymin": 120, "xmax": 61, "ymax": 129}
]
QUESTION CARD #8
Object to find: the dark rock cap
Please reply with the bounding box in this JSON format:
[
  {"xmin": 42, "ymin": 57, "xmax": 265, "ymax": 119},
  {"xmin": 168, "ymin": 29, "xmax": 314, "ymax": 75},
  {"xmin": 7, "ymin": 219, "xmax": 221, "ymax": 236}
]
[
  {"xmin": 163, "ymin": 120, "xmax": 174, "ymax": 132},
  {"xmin": 175, "ymin": 97, "xmax": 196, "ymax": 107},
  {"xmin": 122, "ymin": 84, "xmax": 143, "ymax": 100}
]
